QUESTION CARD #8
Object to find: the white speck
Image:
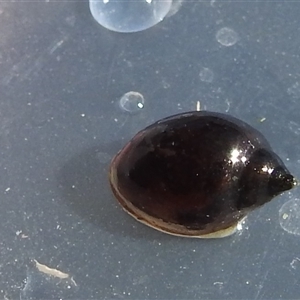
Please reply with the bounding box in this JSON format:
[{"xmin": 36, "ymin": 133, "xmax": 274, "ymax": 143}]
[
  {"xmin": 5, "ymin": 187, "xmax": 11, "ymax": 192},
  {"xmin": 71, "ymin": 185, "xmax": 75, "ymax": 189},
  {"xmin": 114, "ymin": 118, "xmax": 118, "ymax": 122},
  {"xmin": 241, "ymin": 156, "xmax": 247, "ymax": 163},
  {"xmin": 81, "ymin": 114, "xmax": 85, "ymax": 117},
  {"xmin": 282, "ymin": 213, "xmax": 289, "ymax": 220},
  {"xmin": 216, "ymin": 27, "xmax": 238, "ymax": 47},
  {"xmin": 287, "ymin": 82, "xmax": 300, "ymax": 99},
  {"xmin": 260, "ymin": 117, "xmax": 266, "ymax": 123},
  {"xmin": 237, "ymin": 220, "xmax": 243, "ymax": 231},
  {"xmin": 137, "ymin": 102, "xmax": 144, "ymax": 109}
]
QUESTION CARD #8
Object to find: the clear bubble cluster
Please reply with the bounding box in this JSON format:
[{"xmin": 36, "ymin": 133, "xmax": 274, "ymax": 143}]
[{"xmin": 89, "ymin": 0, "xmax": 172, "ymax": 33}]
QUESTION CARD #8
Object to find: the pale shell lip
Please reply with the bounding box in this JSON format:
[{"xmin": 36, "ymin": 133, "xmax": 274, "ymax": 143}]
[
  {"xmin": 110, "ymin": 168, "xmax": 243, "ymax": 238},
  {"xmin": 129, "ymin": 208, "xmax": 242, "ymax": 239},
  {"xmin": 120, "ymin": 200, "xmax": 242, "ymax": 238}
]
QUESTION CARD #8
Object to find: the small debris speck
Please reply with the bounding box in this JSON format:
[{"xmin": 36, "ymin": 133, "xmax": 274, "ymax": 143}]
[{"xmin": 260, "ymin": 117, "xmax": 266, "ymax": 123}]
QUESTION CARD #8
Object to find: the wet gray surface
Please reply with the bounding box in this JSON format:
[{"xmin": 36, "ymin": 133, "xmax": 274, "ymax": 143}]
[{"xmin": 1, "ymin": 1, "xmax": 300, "ymax": 299}]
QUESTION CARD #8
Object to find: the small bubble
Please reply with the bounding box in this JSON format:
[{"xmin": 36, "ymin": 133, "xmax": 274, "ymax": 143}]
[
  {"xmin": 287, "ymin": 82, "xmax": 300, "ymax": 99},
  {"xmin": 119, "ymin": 91, "xmax": 145, "ymax": 113},
  {"xmin": 279, "ymin": 198, "xmax": 300, "ymax": 236},
  {"xmin": 199, "ymin": 67, "xmax": 214, "ymax": 83},
  {"xmin": 216, "ymin": 27, "xmax": 238, "ymax": 47}
]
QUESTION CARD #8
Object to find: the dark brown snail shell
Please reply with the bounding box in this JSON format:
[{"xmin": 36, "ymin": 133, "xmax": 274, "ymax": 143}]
[{"xmin": 109, "ymin": 111, "xmax": 296, "ymax": 238}]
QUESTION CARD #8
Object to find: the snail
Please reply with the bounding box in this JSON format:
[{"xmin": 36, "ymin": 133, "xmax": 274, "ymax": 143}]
[{"xmin": 109, "ymin": 111, "xmax": 297, "ymax": 238}]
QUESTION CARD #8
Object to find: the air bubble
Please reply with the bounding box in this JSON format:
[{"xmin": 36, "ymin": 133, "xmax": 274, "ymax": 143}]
[
  {"xmin": 199, "ymin": 67, "xmax": 214, "ymax": 83},
  {"xmin": 216, "ymin": 27, "xmax": 238, "ymax": 47},
  {"xmin": 89, "ymin": 0, "xmax": 172, "ymax": 33},
  {"xmin": 119, "ymin": 91, "xmax": 145, "ymax": 113},
  {"xmin": 279, "ymin": 198, "xmax": 300, "ymax": 236}
]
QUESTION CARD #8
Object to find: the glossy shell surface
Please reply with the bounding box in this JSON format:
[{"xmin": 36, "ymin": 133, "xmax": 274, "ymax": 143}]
[{"xmin": 109, "ymin": 111, "xmax": 296, "ymax": 238}]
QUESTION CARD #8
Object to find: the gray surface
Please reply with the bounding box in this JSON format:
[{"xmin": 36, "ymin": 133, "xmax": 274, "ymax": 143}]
[{"xmin": 1, "ymin": 1, "xmax": 300, "ymax": 299}]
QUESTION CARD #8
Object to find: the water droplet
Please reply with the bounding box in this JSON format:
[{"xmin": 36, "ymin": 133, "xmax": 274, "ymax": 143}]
[
  {"xmin": 216, "ymin": 27, "xmax": 238, "ymax": 47},
  {"xmin": 279, "ymin": 198, "xmax": 300, "ymax": 236},
  {"xmin": 166, "ymin": 0, "xmax": 182, "ymax": 17},
  {"xmin": 89, "ymin": 0, "xmax": 172, "ymax": 33},
  {"xmin": 199, "ymin": 67, "xmax": 214, "ymax": 83},
  {"xmin": 119, "ymin": 91, "xmax": 145, "ymax": 113}
]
